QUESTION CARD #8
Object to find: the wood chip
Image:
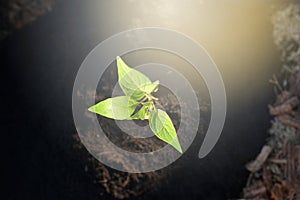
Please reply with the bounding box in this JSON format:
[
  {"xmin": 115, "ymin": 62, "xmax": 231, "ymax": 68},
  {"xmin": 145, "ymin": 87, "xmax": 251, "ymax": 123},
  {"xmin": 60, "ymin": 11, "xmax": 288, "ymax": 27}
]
[
  {"xmin": 269, "ymin": 96, "xmax": 299, "ymax": 116},
  {"xmin": 277, "ymin": 115, "xmax": 300, "ymax": 129},
  {"xmin": 246, "ymin": 145, "xmax": 272, "ymax": 172}
]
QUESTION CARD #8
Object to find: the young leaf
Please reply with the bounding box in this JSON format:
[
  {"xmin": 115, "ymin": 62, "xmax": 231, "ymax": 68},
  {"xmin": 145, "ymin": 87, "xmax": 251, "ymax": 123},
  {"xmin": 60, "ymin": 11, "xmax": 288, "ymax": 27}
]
[
  {"xmin": 142, "ymin": 80, "xmax": 159, "ymax": 94},
  {"xmin": 149, "ymin": 109, "xmax": 183, "ymax": 153},
  {"xmin": 130, "ymin": 102, "xmax": 152, "ymax": 120},
  {"xmin": 116, "ymin": 56, "xmax": 159, "ymax": 100},
  {"xmin": 88, "ymin": 96, "xmax": 138, "ymax": 120}
]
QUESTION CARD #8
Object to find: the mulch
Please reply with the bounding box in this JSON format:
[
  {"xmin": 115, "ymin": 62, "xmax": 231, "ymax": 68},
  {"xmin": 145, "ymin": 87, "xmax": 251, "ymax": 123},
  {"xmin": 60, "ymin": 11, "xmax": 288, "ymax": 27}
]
[{"xmin": 242, "ymin": 4, "xmax": 300, "ymax": 199}]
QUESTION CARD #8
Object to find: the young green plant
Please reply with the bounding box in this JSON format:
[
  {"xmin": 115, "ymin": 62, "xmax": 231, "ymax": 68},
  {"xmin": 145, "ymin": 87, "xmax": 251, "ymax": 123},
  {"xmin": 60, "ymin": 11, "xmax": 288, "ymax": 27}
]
[{"xmin": 88, "ymin": 56, "xmax": 182, "ymax": 153}]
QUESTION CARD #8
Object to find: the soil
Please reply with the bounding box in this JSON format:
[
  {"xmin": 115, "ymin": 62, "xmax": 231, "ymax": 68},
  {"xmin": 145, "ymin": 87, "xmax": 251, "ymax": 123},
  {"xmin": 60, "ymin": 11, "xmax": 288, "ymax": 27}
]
[{"xmin": 0, "ymin": 0, "xmax": 55, "ymax": 40}]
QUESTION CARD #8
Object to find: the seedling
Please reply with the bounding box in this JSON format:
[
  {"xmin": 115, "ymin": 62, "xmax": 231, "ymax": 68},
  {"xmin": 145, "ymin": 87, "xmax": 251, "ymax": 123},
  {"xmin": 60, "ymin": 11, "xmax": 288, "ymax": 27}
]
[{"xmin": 88, "ymin": 56, "xmax": 182, "ymax": 153}]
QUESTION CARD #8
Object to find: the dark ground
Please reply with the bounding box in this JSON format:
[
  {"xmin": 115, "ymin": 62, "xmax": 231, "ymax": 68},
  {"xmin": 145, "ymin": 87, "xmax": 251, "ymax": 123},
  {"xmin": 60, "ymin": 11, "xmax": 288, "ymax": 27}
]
[
  {"xmin": 0, "ymin": 0, "xmax": 55, "ymax": 40},
  {"xmin": 1, "ymin": 0, "xmax": 280, "ymax": 199}
]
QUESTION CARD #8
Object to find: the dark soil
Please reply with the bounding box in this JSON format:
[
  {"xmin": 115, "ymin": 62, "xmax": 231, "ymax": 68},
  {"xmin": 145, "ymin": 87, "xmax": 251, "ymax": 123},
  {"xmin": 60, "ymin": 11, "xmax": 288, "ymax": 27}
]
[{"xmin": 0, "ymin": 0, "xmax": 55, "ymax": 40}]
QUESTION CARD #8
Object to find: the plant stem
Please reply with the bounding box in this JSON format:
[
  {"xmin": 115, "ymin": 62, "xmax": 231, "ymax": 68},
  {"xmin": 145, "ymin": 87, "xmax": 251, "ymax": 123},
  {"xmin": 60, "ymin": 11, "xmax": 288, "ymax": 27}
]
[
  {"xmin": 139, "ymin": 96, "xmax": 148, "ymax": 104},
  {"xmin": 146, "ymin": 94, "xmax": 158, "ymax": 101}
]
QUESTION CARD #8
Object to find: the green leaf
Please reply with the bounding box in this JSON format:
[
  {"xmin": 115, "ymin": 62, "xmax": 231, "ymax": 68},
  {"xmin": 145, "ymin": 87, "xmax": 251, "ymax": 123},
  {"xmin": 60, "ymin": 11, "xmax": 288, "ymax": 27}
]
[
  {"xmin": 149, "ymin": 109, "xmax": 183, "ymax": 153},
  {"xmin": 88, "ymin": 96, "xmax": 138, "ymax": 120},
  {"xmin": 130, "ymin": 102, "xmax": 152, "ymax": 120},
  {"xmin": 116, "ymin": 56, "xmax": 132, "ymax": 79},
  {"xmin": 142, "ymin": 80, "xmax": 159, "ymax": 94},
  {"xmin": 116, "ymin": 56, "xmax": 158, "ymax": 100}
]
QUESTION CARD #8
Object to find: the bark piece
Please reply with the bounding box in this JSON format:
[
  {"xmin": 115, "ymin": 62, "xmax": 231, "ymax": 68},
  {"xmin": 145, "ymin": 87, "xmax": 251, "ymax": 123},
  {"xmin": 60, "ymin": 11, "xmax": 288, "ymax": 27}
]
[
  {"xmin": 243, "ymin": 181, "xmax": 267, "ymax": 198},
  {"xmin": 246, "ymin": 145, "xmax": 272, "ymax": 172},
  {"xmin": 269, "ymin": 96, "xmax": 299, "ymax": 116},
  {"xmin": 277, "ymin": 115, "xmax": 300, "ymax": 129}
]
